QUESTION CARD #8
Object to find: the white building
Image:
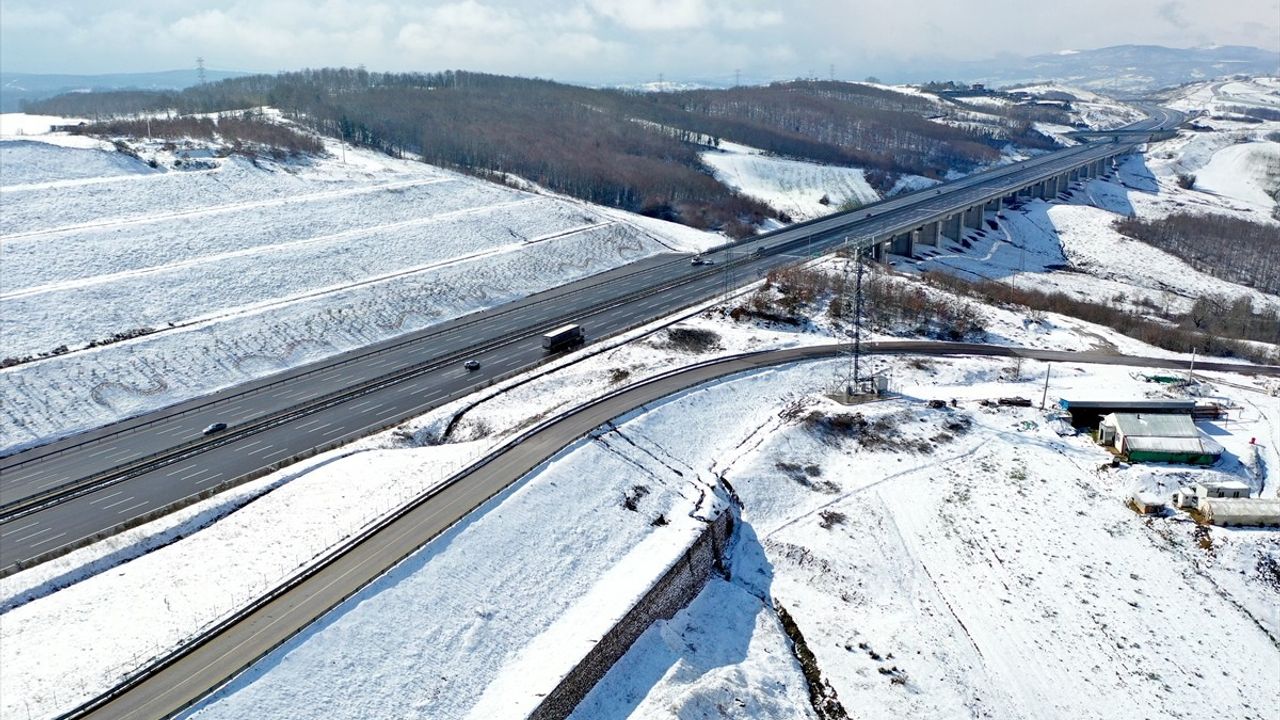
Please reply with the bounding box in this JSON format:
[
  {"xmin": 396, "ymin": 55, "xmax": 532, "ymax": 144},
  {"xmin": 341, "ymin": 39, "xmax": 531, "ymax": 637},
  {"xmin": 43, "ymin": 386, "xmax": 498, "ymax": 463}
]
[
  {"xmin": 1097, "ymin": 413, "xmax": 1221, "ymax": 465},
  {"xmin": 1199, "ymin": 498, "xmax": 1280, "ymax": 527},
  {"xmin": 1173, "ymin": 481, "xmax": 1250, "ymax": 509}
]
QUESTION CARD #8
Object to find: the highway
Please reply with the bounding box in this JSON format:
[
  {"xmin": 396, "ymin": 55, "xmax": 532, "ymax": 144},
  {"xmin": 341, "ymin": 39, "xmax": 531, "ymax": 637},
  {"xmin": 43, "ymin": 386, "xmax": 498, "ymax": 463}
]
[
  {"xmin": 0, "ymin": 109, "xmax": 1189, "ymax": 573},
  {"xmin": 65, "ymin": 340, "xmax": 1276, "ymax": 720}
]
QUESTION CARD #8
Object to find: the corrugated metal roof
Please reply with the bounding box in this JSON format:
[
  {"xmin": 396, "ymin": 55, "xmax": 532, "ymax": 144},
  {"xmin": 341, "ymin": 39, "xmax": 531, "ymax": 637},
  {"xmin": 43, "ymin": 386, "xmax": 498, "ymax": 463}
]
[
  {"xmin": 1061, "ymin": 399, "xmax": 1195, "ymax": 410},
  {"xmin": 1125, "ymin": 436, "xmax": 1210, "ymax": 453},
  {"xmin": 1107, "ymin": 412, "xmax": 1200, "ymax": 438},
  {"xmin": 1202, "ymin": 498, "xmax": 1280, "ymax": 525}
]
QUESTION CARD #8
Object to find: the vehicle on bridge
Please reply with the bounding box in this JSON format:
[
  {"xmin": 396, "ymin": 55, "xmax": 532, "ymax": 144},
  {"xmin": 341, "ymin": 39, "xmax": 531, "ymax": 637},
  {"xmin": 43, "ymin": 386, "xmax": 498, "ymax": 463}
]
[
  {"xmin": 691, "ymin": 255, "xmax": 712, "ymax": 266},
  {"xmin": 202, "ymin": 422, "xmax": 228, "ymax": 435},
  {"xmin": 542, "ymin": 324, "xmax": 585, "ymax": 353}
]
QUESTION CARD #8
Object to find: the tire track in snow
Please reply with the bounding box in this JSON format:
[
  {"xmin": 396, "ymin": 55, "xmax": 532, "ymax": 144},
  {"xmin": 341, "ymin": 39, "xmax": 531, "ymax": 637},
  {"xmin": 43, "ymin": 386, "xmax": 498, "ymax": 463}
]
[
  {"xmin": 1, "ymin": 199, "xmax": 542, "ymax": 302},
  {"xmin": 0, "ymin": 176, "xmax": 457, "ymax": 243},
  {"xmin": 0, "ymin": 166, "xmax": 219, "ymax": 193},
  {"xmin": 8, "ymin": 219, "xmax": 618, "ymax": 363}
]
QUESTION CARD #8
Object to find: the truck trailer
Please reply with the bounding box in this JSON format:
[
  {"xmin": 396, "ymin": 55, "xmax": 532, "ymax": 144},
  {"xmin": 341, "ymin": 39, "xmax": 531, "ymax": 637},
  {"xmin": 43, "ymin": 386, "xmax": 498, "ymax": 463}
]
[{"xmin": 542, "ymin": 323, "xmax": 585, "ymax": 352}]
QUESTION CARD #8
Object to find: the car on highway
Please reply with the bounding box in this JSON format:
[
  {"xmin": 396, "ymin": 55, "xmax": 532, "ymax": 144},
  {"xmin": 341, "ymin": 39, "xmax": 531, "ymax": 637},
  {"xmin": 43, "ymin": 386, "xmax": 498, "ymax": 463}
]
[
  {"xmin": 464, "ymin": 359, "xmax": 481, "ymax": 371},
  {"xmin": 202, "ymin": 422, "xmax": 228, "ymax": 435},
  {"xmin": 691, "ymin": 255, "xmax": 713, "ymax": 266},
  {"xmin": 753, "ymin": 246, "xmax": 767, "ymax": 257}
]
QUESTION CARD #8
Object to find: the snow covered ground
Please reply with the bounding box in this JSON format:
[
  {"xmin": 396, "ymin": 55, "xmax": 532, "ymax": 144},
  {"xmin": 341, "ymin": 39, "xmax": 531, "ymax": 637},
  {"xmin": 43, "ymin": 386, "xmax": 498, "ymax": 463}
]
[
  {"xmin": 6, "ymin": 239, "xmax": 1275, "ymax": 718},
  {"xmin": 701, "ymin": 140, "xmax": 880, "ymax": 221},
  {"xmin": 904, "ymin": 79, "xmax": 1280, "ymax": 324},
  {"xmin": 0, "ymin": 118, "xmax": 717, "ymax": 454},
  {"xmin": 4, "ymin": 84, "xmax": 1277, "ymax": 720},
  {"xmin": 579, "ymin": 357, "xmax": 1279, "ymax": 719}
]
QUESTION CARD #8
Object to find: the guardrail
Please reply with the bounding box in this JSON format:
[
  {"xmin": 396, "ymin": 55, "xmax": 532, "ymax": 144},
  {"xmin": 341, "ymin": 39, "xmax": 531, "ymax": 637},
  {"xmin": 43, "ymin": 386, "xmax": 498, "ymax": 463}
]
[{"xmin": 56, "ymin": 340, "xmax": 836, "ymax": 720}]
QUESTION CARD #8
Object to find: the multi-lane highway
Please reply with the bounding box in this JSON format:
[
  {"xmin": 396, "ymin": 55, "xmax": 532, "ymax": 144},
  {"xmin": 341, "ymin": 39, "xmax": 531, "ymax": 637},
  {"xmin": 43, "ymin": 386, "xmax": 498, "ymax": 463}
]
[
  {"xmin": 65, "ymin": 340, "xmax": 1276, "ymax": 720},
  {"xmin": 0, "ymin": 110, "xmax": 1188, "ymax": 573}
]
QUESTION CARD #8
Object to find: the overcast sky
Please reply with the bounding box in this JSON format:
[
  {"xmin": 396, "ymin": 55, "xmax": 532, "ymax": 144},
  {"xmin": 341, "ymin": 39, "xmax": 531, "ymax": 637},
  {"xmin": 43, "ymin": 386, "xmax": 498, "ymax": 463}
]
[{"xmin": 3, "ymin": 0, "xmax": 1278, "ymax": 83}]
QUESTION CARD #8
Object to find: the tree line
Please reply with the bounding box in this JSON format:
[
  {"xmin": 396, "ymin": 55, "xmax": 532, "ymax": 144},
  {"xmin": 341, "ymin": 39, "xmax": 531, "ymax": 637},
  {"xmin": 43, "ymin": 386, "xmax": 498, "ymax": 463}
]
[
  {"xmin": 1114, "ymin": 213, "xmax": 1280, "ymax": 294},
  {"xmin": 26, "ymin": 68, "xmax": 1057, "ymax": 234},
  {"xmin": 71, "ymin": 114, "xmax": 324, "ymax": 158}
]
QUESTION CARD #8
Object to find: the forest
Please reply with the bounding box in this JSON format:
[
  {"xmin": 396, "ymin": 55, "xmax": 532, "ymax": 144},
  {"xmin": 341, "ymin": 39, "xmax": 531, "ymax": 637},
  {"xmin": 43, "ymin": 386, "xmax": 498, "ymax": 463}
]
[
  {"xmin": 26, "ymin": 69, "xmax": 1057, "ymax": 235},
  {"xmin": 1114, "ymin": 212, "xmax": 1279, "ymax": 294}
]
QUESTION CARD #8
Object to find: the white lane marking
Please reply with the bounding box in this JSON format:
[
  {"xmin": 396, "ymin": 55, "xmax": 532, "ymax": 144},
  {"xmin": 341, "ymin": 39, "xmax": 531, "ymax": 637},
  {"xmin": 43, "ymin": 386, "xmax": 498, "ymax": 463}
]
[
  {"xmin": 179, "ymin": 468, "xmax": 212, "ymax": 481},
  {"xmin": 13, "ymin": 526, "xmax": 54, "ymax": 543},
  {"xmin": 0, "ymin": 521, "xmax": 39, "ymax": 538},
  {"xmin": 248, "ymin": 444, "xmax": 276, "ymax": 457},
  {"xmin": 100, "ymin": 496, "xmax": 136, "ymax": 510},
  {"xmin": 28, "ymin": 532, "xmax": 67, "ymax": 548},
  {"xmin": 89, "ymin": 490, "xmax": 126, "ymax": 505},
  {"xmin": 239, "ymin": 440, "xmax": 265, "ymax": 452},
  {"xmin": 116, "ymin": 500, "xmax": 150, "ymax": 515}
]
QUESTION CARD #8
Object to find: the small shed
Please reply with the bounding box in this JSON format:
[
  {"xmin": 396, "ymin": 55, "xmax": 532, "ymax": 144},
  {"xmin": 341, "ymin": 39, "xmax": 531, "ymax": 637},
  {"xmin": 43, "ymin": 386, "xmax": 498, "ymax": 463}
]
[
  {"xmin": 1199, "ymin": 498, "xmax": 1280, "ymax": 527},
  {"xmin": 1059, "ymin": 398, "xmax": 1195, "ymax": 428},
  {"xmin": 1098, "ymin": 413, "xmax": 1220, "ymax": 465},
  {"xmin": 1174, "ymin": 481, "xmax": 1250, "ymax": 509},
  {"xmin": 1129, "ymin": 491, "xmax": 1167, "ymax": 515}
]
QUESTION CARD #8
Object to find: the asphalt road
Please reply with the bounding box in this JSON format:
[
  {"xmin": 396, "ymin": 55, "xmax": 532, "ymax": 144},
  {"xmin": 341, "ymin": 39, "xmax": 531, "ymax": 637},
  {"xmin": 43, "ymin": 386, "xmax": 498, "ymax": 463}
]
[
  {"xmin": 66, "ymin": 340, "xmax": 1274, "ymax": 720},
  {"xmin": 0, "ymin": 111, "xmax": 1187, "ymax": 572}
]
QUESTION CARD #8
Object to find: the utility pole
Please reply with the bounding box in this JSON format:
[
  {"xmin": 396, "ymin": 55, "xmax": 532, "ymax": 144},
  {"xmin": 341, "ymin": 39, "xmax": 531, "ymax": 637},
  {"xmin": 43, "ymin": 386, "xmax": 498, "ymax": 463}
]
[{"xmin": 1040, "ymin": 364, "xmax": 1052, "ymax": 410}]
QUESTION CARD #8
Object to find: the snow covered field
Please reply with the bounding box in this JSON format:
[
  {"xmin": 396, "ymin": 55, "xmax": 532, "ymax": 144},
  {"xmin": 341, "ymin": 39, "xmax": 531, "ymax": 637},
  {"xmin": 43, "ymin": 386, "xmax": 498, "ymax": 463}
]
[
  {"xmin": 0, "ymin": 119, "xmax": 716, "ymax": 453},
  {"xmin": 701, "ymin": 140, "xmax": 880, "ymax": 221},
  {"xmin": 3, "ymin": 82, "xmax": 1278, "ymax": 720},
  {"xmin": 905, "ymin": 79, "xmax": 1280, "ymax": 323},
  {"xmin": 580, "ymin": 357, "xmax": 1279, "ymax": 719},
  {"xmin": 6, "ymin": 242, "xmax": 1275, "ymax": 718}
]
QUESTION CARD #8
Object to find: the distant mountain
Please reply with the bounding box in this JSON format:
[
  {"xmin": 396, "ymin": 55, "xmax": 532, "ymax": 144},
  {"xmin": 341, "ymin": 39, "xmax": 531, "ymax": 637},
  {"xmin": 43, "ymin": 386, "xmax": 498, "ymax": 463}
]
[
  {"xmin": 950, "ymin": 45, "xmax": 1279, "ymax": 95},
  {"xmin": 0, "ymin": 69, "xmax": 247, "ymax": 112}
]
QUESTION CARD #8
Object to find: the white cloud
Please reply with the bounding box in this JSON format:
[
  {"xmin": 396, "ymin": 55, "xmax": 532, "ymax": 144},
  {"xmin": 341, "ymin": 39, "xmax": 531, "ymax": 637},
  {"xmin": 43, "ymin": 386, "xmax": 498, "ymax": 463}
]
[{"xmin": 0, "ymin": 0, "xmax": 1275, "ymax": 82}]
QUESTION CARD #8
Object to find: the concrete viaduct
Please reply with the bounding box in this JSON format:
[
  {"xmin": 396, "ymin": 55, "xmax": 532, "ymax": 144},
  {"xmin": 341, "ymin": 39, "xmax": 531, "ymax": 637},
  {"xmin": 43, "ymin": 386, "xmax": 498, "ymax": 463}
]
[{"xmin": 869, "ymin": 150, "xmax": 1124, "ymax": 262}]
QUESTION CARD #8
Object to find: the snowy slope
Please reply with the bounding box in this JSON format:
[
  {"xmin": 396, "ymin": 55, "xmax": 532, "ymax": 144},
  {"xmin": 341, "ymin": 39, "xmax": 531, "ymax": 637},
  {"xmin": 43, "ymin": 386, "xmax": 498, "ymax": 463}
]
[
  {"xmin": 0, "ymin": 120, "xmax": 717, "ymax": 453},
  {"xmin": 701, "ymin": 140, "xmax": 879, "ymax": 221},
  {"xmin": 1194, "ymin": 141, "xmax": 1280, "ymax": 212},
  {"xmin": 5, "ymin": 238, "xmax": 1276, "ymax": 718},
  {"xmin": 583, "ymin": 357, "xmax": 1280, "ymax": 719}
]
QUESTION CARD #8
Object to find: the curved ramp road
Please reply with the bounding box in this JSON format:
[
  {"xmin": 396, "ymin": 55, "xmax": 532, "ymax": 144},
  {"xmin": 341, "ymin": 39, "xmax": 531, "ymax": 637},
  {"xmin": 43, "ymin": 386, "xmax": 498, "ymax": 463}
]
[
  {"xmin": 0, "ymin": 110, "xmax": 1186, "ymax": 573},
  {"xmin": 64, "ymin": 341, "xmax": 1277, "ymax": 720}
]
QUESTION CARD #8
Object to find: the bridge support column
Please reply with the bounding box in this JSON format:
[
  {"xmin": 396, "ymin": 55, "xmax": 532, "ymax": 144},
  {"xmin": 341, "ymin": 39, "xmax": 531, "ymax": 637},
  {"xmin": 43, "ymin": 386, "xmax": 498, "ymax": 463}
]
[
  {"xmin": 945, "ymin": 212, "xmax": 964, "ymax": 242},
  {"xmin": 889, "ymin": 232, "xmax": 912, "ymax": 256},
  {"xmin": 966, "ymin": 205, "xmax": 983, "ymax": 229},
  {"xmin": 919, "ymin": 221, "xmax": 940, "ymax": 247}
]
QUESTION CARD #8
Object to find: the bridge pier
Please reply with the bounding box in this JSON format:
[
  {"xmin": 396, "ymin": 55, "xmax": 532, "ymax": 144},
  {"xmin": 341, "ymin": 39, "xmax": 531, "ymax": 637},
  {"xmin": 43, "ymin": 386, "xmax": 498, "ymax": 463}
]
[
  {"xmin": 972, "ymin": 205, "xmax": 987, "ymax": 228},
  {"xmin": 918, "ymin": 221, "xmax": 940, "ymax": 247},
  {"xmin": 889, "ymin": 231, "xmax": 913, "ymax": 256},
  {"xmin": 945, "ymin": 212, "xmax": 964, "ymax": 242}
]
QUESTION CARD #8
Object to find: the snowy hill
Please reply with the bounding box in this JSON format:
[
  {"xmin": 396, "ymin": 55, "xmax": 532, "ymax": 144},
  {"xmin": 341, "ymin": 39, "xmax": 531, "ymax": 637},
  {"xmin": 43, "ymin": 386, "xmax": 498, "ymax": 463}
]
[
  {"xmin": 0, "ymin": 115, "xmax": 716, "ymax": 453},
  {"xmin": 961, "ymin": 44, "xmax": 1280, "ymax": 95},
  {"xmin": 0, "ymin": 69, "xmax": 247, "ymax": 112}
]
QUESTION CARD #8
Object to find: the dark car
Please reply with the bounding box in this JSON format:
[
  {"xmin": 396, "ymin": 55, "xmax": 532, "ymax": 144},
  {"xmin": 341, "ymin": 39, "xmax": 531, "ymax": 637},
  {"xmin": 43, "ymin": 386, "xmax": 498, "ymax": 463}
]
[
  {"xmin": 464, "ymin": 359, "xmax": 481, "ymax": 371},
  {"xmin": 202, "ymin": 422, "xmax": 228, "ymax": 435}
]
